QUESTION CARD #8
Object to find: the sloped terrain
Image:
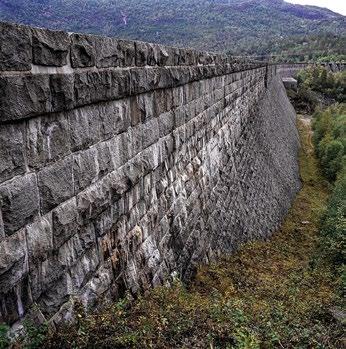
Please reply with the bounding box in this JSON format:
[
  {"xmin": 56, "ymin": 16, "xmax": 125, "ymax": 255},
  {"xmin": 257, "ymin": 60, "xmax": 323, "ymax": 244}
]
[{"xmin": 0, "ymin": 0, "xmax": 345, "ymax": 54}]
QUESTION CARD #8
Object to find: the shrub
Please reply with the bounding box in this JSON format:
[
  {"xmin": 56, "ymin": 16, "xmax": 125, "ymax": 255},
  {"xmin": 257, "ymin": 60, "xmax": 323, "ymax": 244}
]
[
  {"xmin": 320, "ymin": 170, "xmax": 346, "ymax": 267},
  {"xmin": 0, "ymin": 324, "xmax": 10, "ymax": 349}
]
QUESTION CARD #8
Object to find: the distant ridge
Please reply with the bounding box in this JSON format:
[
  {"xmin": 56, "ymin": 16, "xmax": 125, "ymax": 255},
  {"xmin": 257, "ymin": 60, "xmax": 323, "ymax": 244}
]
[{"xmin": 0, "ymin": 0, "xmax": 345, "ymax": 54}]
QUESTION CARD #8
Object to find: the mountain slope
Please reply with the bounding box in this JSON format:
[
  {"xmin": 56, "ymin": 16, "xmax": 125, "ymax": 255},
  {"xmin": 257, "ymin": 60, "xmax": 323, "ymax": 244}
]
[{"xmin": 0, "ymin": 0, "xmax": 345, "ymax": 54}]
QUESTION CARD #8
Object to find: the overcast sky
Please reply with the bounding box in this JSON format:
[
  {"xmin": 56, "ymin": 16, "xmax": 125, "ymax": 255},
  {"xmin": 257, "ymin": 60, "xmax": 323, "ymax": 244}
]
[{"xmin": 286, "ymin": 0, "xmax": 346, "ymax": 15}]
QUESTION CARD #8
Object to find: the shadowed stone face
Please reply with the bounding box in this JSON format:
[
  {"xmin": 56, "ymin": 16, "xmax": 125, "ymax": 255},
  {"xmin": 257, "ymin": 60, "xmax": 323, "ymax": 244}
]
[
  {"xmin": 31, "ymin": 27, "xmax": 70, "ymax": 67},
  {"xmin": 0, "ymin": 22, "xmax": 32, "ymax": 71},
  {"xmin": 0, "ymin": 21, "xmax": 305, "ymax": 328}
]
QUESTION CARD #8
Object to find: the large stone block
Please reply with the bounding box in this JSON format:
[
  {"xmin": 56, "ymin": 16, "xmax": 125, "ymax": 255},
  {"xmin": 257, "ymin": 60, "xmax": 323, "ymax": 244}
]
[
  {"xmin": 68, "ymin": 105, "xmax": 100, "ymax": 151},
  {"xmin": 0, "ymin": 174, "xmax": 40, "ymax": 235},
  {"xmin": 95, "ymin": 37, "xmax": 121, "ymax": 68},
  {"xmin": 74, "ymin": 70, "xmax": 112, "ymax": 106},
  {"xmin": 26, "ymin": 215, "xmax": 53, "ymax": 262},
  {"xmin": 27, "ymin": 113, "xmax": 71, "ymax": 169},
  {"xmin": 118, "ymin": 39, "xmax": 136, "ymax": 67},
  {"xmin": 52, "ymin": 198, "xmax": 81, "ymax": 249},
  {"xmin": 74, "ymin": 69, "xmax": 131, "ymax": 107},
  {"xmin": 0, "ymin": 22, "xmax": 32, "ymax": 71},
  {"xmin": 73, "ymin": 147, "xmax": 98, "ymax": 193},
  {"xmin": 0, "ymin": 75, "xmax": 51, "ymax": 122},
  {"xmin": 0, "ymin": 229, "xmax": 27, "ymax": 293},
  {"xmin": 0, "ymin": 276, "xmax": 31, "ymax": 324},
  {"xmin": 98, "ymin": 100, "xmax": 131, "ymax": 140},
  {"xmin": 50, "ymin": 74, "xmax": 75, "ymax": 112},
  {"xmin": 96, "ymin": 141, "xmax": 114, "ymax": 178},
  {"xmin": 76, "ymin": 179, "xmax": 111, "ymax": 222},
  {"xmin": 31, "ymin": 27, "xmax": 70, "ymax": 66},
  {"xmin": 70, "ymin": 33, "xmax": 96, "ymax": 68},
  {"xmin": 0, "ymin": 124, "xmax": 25, "ymax": 184},
  {"xmin": 38, "ymin": 157, "xmax": 74, "ymax": 214},
  {"xmin": 141, "ymin": 118, "xmax": 160, "ymax": 149},
  {"xmin": 108, "ymin": 133, "xmax": 129, "ymax": 170}
]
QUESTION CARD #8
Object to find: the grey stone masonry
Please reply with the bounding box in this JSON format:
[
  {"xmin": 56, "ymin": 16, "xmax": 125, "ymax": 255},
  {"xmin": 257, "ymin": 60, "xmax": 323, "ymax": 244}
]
[{"xmin": 0, "ymin": 21, "xmax": 301, "ymax": 329}]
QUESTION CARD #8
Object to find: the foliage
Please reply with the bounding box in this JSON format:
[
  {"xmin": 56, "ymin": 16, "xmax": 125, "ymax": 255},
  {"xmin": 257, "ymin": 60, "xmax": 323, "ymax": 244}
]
[
  {"xmin": 288, "ymin": 68, "xmax": 346, "ymax": 113},
  {"xmin": 319, "ymin": 170, "xmax": 346, "ymax": 268},
  {"xmin": 271, "ymin": 34, "xmax": 346, "ymax": 63},
  {"xmin": 19, "ymin": 119, "xmax": 343, "ymax": 348},
  {"xmin": 0, "ymin": 324, "xmax": 10, "ymax": 349},
  {"xmin": 312, "ymin": 104, "xmax": 346, "ymax": 284},
  {"xmin": 0, "ymin": 0, "xmax": 345, "ymax": 55},
  {"xmin": 22, "ymin": 320, "xmax": 48, "ymax": 349},
  {"xmin": 312, "ymin": 104, "xmax": 346, "ymax": 181},
  {"xmin": 297, "ymin": 67, "xmax": 346, "ymax": 103}
]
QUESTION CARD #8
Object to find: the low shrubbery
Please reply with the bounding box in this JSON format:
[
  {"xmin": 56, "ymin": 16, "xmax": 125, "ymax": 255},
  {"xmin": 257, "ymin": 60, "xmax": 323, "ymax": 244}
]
[
  {"xmin": 312, "ymin": 104, "xmax": 346, "ymax": 281},
  {"xmin": 297, "ymin": 66, "xmax": 346, "ymax": 103},
  {"xmin": 288, "ymin": 66, "xmax": 346, "ymax": 113}
]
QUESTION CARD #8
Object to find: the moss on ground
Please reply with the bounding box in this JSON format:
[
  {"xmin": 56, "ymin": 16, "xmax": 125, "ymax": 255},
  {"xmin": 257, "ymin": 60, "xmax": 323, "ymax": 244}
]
[{"xmin": 28, "ymin": 119, "xmax": 343, "ymax": 348}]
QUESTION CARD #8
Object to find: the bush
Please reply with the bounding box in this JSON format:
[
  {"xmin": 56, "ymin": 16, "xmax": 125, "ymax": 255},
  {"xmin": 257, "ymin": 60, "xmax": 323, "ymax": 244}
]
[
  {"xmin": 0, "ymin": 324, "xmax": 10, "ymax": 349},
  {"xmin": 312, "ymin": 104, "xmax": 346, "ymax": 274},
  {"xmin": 313, "ymin": 104, "xmax": 346, "ymax": 181},
  {"xmin": 319, "ymin": 170, "xmax": 346, "ymax": 273},
  {"xmin": 297, "ymin": 67, "xmax": 346, "ymax": 103}
]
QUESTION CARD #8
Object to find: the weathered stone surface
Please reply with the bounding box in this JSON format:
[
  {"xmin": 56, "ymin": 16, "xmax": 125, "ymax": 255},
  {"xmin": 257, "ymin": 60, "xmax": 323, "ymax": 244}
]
[
  {"xmin": 50, "ymin": 74, "xmax": 75, "ymax": 112},
  {"xmin": 0, "ymin": 229, "xmax": 27, "ymax": 293},
  {"xmin": 108, "ymin": 133, "xmax": 129, "ymax": 170},
  {"xmin": 0, "ymin": 174, "xmax": 40, "ymax": 235},
  {"xmin": 31, "ymin": 27, "xmax": 70, "ymax": 66},
  {"xmin": 27, "ymin": 113, "xmax": 71, "ymax": 169},
  {"xmin": 0, "ymin": 276, "xmax": 31, "ymax": 324},
  {"xmin": 0, "ymin": 22, "xmax": 305, "ymax": 330},
  {"xmin": 52, "ymin": 198, "xmax": 81, "ymax": 248},
  {"xmin": 96, "ymin": 37, "xmax": 121, "ymax": 68},
  {"xmin": 0, "ymin": 75, "xmax": 51, "ymax": 122},
  {"xmin": 98, "ymin": 100, "xmax": 131, "ymax": 140},
  {"xmin": 0, "ymin": 124, "xmax": 25, "ymax": 184},
  {"xmin": 26, "ymin": 215, "xmax": 53, "ymax": 262},
  {"xmin": 70, "ymin": 33, "xmax": 96, "ymax": 68},
  {"xmin": 73, "ymin": 147, "xmax": 98, "ymax": 193},
  {"xmin": 76, "ymin": 179, "xmax": 111, "ymax": 222},
  {"xmin": 0, "ymin": 22, "xmax": 31, "ymax": 71},
  {"xmin": 68, "ymin": 105, "xmax": 100, "ymax": 151},
  {"xmin": 38, "ymin": 158, "xmax": 74, "ymax": 214}
]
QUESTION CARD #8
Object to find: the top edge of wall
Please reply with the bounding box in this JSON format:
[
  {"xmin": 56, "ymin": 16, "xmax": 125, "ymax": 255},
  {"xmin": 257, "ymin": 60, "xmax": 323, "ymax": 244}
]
[{"xmin": 0, "ymin": 20, "xmax": 264, "ymax": 73}]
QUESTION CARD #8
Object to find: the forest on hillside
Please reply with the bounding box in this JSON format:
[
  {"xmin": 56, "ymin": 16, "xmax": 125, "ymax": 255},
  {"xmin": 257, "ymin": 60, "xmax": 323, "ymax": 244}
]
[{"xmin": 0, "ymin": 0, "xmax": 345, "ymax": 59}]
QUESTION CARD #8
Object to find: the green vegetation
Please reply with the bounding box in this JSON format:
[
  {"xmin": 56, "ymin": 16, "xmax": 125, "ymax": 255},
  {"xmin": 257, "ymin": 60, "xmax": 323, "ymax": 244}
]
[
  {"xmin": 297, "ymin": 68, "xmax": 346, "ymax": 103},
  {"xmin": 0, "ymin": 324, "xmax": 10, "ymax": 349},
  {"xmin": 0, "ymin": 0, "xmax": 345, "ymax": 55},
  {"xmin": 287, "ymin": 66, "xmax": 346, "ymax": 113},
  {"xmin": 270, "ymin": 34, "xmax": 346, "ymax": 63},
  {"xmin": 16, "ymin": 119, "xmax": 343, "ymax": 348},
  {"xmin": 312, "ymin": 104, "xmax": 345, "ymax": 282}
]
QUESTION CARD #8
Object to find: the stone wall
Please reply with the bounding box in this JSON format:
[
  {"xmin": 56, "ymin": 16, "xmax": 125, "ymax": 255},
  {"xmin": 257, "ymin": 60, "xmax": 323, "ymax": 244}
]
[{"xmin": 0, "ymin": 22, "xmax": 301, "ymax": 328}]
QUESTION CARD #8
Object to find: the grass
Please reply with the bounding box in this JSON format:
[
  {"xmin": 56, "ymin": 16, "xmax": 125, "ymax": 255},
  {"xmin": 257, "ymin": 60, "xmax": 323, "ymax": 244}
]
[{"xmin": 21, "ymin": 118, "xmax": 343, "ymax": 348}]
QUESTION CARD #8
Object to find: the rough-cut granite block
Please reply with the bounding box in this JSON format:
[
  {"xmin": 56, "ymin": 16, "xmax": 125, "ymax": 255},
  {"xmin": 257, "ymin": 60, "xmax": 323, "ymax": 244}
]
[
  {"xmin": 50, "ymin": 74, "xmax": 75, "ymax": 111},
  {"xmin": 0, "ymin": 124, "xmax": 25, "ymax": 184},
  {"xmin": 0, "ymin": 174, "xmax": 40, "ymax": 235},
  {"xmin": 26, "ymin": 215, "xmax": 53, "ymax": 262},
  {"xmin": 52, "ymin": 198, "xmax": 81, "ymax": 249},
  {"xmin": 0, "ymin": 75, "xmax": 51, "ymax": 122},
  {"xmin": 70, "ymin": 33, "xmax": 96, "ymax": 68},
  {"xmin": 31, "ymin": 27, "xmax": 70, "ymax": 66},
  {"xmin": 0, "ymin": 22, "xmax": 32, "ymax": 71},
  {"xmin": 38, "ymin": 157, "xmax": 74, "ymax": 214},
  {"xmin": 0, "ymin": 229, "xmax": 27, "ymax": 293},
  {"xmin": 26, "ymin": 113, "xmax": 71, "ymax": 169}
]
